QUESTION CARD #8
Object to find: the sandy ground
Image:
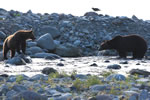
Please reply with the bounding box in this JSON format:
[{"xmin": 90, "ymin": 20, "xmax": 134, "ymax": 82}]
[{"xmin": 0, "ymin": 56, "xmax": 150, "ymax": 77}]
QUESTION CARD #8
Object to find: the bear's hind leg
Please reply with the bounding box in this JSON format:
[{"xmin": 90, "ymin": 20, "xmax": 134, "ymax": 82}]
[
  {"xmin": 3, "ymin": 49, "xmax": 9, "ymax": 59},
  {"xmin": 10, "ymin": 49, "xmax": 15, "ymax": 58}
]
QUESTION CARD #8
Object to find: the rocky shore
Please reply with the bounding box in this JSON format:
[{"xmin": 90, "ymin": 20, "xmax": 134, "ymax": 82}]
[
  {"xmin": 0, "ymin": 8, "xmax": 150, "ymax": 56},
  {"xmin": 0, "ymin": 8, "xmax": 150, "ymax": 100}
]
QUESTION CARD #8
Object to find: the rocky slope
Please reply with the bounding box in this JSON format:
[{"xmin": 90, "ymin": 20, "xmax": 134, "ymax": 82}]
[{"xmin": 0, "ymin": 8, "xmax": 150, "ymax": 56}]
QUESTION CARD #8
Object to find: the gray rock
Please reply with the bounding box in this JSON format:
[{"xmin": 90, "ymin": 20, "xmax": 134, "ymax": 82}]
[
  {"xmin": 53, "ymin": 93, "xmax": 72, "ymax": 100},
  {"xmin": 0, "ymin": 31, "xmax": 6, "ymax": 39},
  {"xmin": 42, "ymin": 67, "xmax": 57, "ymax": 75},
  {"xmin": 56, "ymin": 85, "xmax": 71, "ymax": 93},
  {"xmin": 139, "ymin": 90, "xmax": 149, "ymax": 100},
  {"xmin": 37, "ymin": 33, "xmax": 56, "ymax": 51},
  {"xmin": 55, "ymin": 44, "xmax": 81, "ymax": 57},
  {"xmin": 89, "ymin": 84, "xmax": 106, "ymax": 93},
  {"xmin": 128, "ymin": 93, "xmax": 138, "ymax": 100},
  {"xmin": 32, "ymin": 53, "xmax": 59, "ymax": 58},
  {"xmin": 6, "ymin": 90, "xmax": 17, "ymax": 98},
  {"xmin": 27, "ymin": 46, "xmax": 43, "ymax": 54},
  {"xmin": 6, "ymin": 90, "xmax": 47, "ymax": 100},
  {"xmin": 7, "ymin": 75, "xmax": 16, "ymax": 82},
  {"xmin": 129, "ymin": 69, "xmax": 150, "ymax": 77},
  {"xmin": 106, "ymin": 74, "xmax": 126, "ymax": 81},
  {"xmin": 5, "ymin": 56, "xmax": 26, "ymax": 65},
  {"xmin": 84, "ymin": 12, "xmax": 99, "ymax": 17},
  {"xmin": 40, "ymin": 26, "xmax": 60, "ymax": 38},
  {"xmin": 29, "ymin": 74, "xmax": 48, "ymax": 81},
  {"xmin": 27, "ymin": 41, "xmax": 37, "ymax": 47},
  {"xmin": 107, "ymin": 64, "xmax": 121, "ymax": 69},
  {"xmin": 45, "ymin": 54, "xmax": 60, "ymax": 60},
  {"xmin": 95, "ymin": 94, "xmax": 113, "ymax": 100},
  {"xmin": 12, "ymin": 84, "xmax": 27, "ymax": 92},
  {"xmin": 0, "ymin": 84, "xmax": 9, "ymax": 96},
  {"xmin": 75, "ymin": 74, "xmax": 88, "ymax": 79}
]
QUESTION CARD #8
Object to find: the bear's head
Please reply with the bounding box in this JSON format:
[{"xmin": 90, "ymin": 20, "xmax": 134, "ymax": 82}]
[
  {"xmin": 99, "ymin": 35, "xmax": 122, "ymax": 51},
  {"xmin": 99, "ymin": 40, "xmax": 112, "ymax": 50},
  {"xmin": 27, "ymin": 30, "xmax": 36, "ymax": 40}
]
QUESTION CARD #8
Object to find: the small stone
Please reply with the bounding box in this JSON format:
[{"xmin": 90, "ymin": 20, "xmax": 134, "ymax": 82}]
[
  {"xmin": 107, "ymin": 64, "xmax": 121, "ymax": 69},
  {"xmin": 42, "ymin": 67, "xmax": 57, "ymax": 75},
  {"xmin": 120, "ymin": 61, "xmax": 128, "ymax": 64},
  {"xmin": 57, "ymin": 63, "xmax": 64, "ymax": 66},
  {"xmin": 90, "ymin": 63, "xmax": 98, "ymax": 67}
]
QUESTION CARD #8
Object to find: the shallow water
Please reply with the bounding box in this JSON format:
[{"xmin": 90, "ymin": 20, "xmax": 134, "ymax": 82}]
[{"xmin": 0, "ymin": 56, "xmax": 150, "ymax": 77}]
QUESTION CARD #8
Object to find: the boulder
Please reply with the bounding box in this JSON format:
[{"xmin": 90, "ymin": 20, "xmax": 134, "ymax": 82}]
[
  {"xmin": 37, "ymin": 33, "xmax": 56, "ymax": 51},
  {"xmin": 129, "ymin": 69, "xmax": 150, "ymax": 77},
  {"xmin": 106, "ymin": 74, "xmax": 126, "ymax": 81},
  {"xmin": 6, "ymin": 90, "xmax": 47, "ymax": 100},
  {"xmin": 42, "ymin": 67, "xmax": 57, "ymax": 75},
  {"xmin": 55, "ymin": 44, "xmax": 81, "ymax": 57},
  {"xmin": 0, "ymin": 31, "xmax": 6, "ymax": 39},
  {"xmin": 39, "ymin": 26, "xmax": 60, "ymax": 38},
  {"xmin": 27, "ymin": 46, "xmax": 43, "ymax": 55},
  {"xmin": 31, "ymin": 53, "xmax": 59, "ymax": 58}
]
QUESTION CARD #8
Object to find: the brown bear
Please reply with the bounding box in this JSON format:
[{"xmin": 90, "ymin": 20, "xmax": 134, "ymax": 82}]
[
  {"xmin": 3, "ymin": 30, "xmax": 35, "ymax": 59},
  {"xmin": 99, "ymin": 35, "xmax": 147, "ymax": 59}
]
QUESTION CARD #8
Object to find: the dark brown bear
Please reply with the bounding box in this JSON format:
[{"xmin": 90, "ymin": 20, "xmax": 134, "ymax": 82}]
[
  {"xmin": 99, "ymin": 35, "xmax": 147, "ymax": 59},
  {"xmin": 3, "ymin": 30, "xmax": 35, "ymax": 59}
]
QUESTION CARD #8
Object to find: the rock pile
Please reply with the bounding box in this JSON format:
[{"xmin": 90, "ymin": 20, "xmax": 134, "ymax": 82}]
[{"xmin": 0, "ymin": 8, "xmax": 150, "ymax": 56}]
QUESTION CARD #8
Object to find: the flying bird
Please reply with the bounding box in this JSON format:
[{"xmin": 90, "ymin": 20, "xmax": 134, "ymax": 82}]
[{"xmin": 92, "ymin": 7, "xmax": 100, "ymax": 11}]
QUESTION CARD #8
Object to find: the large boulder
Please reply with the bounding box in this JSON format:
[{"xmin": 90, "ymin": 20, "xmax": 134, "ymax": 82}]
[
  {"xmin": 55, "ymin": 44, "xmax": 81, "ymax": 57},
  {"xmin": 27, "ymin": 46, "xmax": 44, "ymax": 55},
  {"xmin": 31, "ymin": 53, "xmax": 59, "ymax": 58},
  {"xmin": 36, "ymin": 33, "xmax": 56, "ymax": 51},
  {"xmin": 39, "ymin": 26, "xmax": 60, "ymax": 38}
]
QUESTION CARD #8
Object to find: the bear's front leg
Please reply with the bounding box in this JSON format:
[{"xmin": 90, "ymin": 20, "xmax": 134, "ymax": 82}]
[
  {"xmin": 16, "ymin": 44, "xmax": 21, "ymax": 54},
  {"xmin": 21, "ymin": 41, "xmax": 26, "ymax": 54},
  {"xmin": 10, "ymin": 49, "xmax": 15, "ymax": 58},
  {"xmin": 118, "ymin": 51, "xmax": 126, "ymax": 58}
]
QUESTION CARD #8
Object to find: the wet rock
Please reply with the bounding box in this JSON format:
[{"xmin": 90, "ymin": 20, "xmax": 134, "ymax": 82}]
[
  {"xmin": 119, "ymin": 61, "xmax": 128, "ymax": 64},
  {"xmin": 37, "ymin": 33, "xmax": 56, "ymax": 51},
  {"xmin": 90, "ymin": 63, "xmax": 98, "ymax": 67},
  {"xmin": 42, "ymin": 67, "xmax": 57, "ymax": 75},
  {"xmin": 6, "ymin": 90, "xmax": 47, "ymax": 100},
  {"xmin": 57, "ymin": 63, "xmax": 64, "ymax": 66},
  {"xmin": 106, "ymin": 74, "xmax": 126, "ymax": 81},
  {"xmin": 5, "ymin": 57, "xmax": 26, "ymax": 65},
  {"xmin": 129, "ymin": 69, "xmax": 150, "ymax": 77},
  {"xmin": 55, "ymin": 44, "xmax": 81, "ymax": 57},
  {"xmin": 107, "ymin": 64, "xmax": 121, "ymax": 69},
  {"xmin": 75, "ymin": 74, "xmax": 88, "ymax": 79}
]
